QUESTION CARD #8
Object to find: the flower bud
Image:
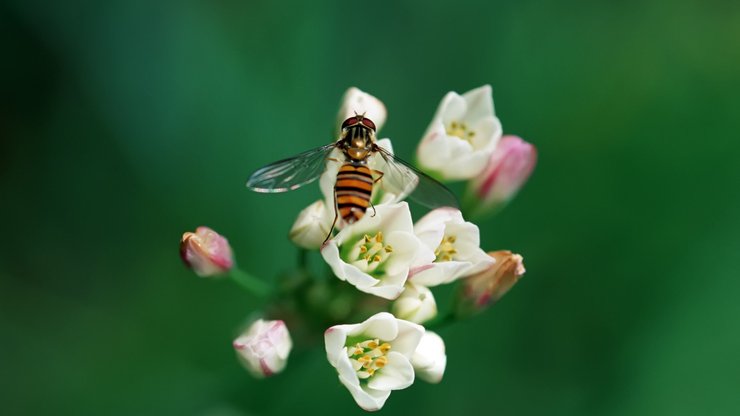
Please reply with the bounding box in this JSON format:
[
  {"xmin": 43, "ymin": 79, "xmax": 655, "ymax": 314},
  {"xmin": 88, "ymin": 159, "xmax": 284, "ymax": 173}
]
[
  {"xmin": 456, "ymin": 250, "xmax": 525, "ymax": 316},
  {"xmin": 411, "ymin": 331, "xmax": 447, "ymax": 384},
  {"xmin": 180, "ymin": 226, "xmax": 234, "ymax": 277},
  {"xmin": 289, "ymin": 199, "xmax": 333, "ymax": 249},
  {"xmin": 233, "ymin": 319, "xmax": 292, "ymax": 378},
  {"xmin": 337, "ymin": 87, "xmax": 387, "ymax": 133},
  {"xmin": 392, "ymin": 283, "xmax": 437, "ymax": 324},
  {"xmin": 466, "ymin": 135, "xmax": 536, "ymax": 217}
]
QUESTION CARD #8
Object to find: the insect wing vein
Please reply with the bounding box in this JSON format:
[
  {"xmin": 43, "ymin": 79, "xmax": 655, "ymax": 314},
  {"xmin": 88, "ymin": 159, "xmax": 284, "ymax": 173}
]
[
  {"xmin": 374, "ymin": 146, "xmax": 459, "ymax": 209},
  {"xmin": 246, "ymin": 143, "xmax": 337, "ymax": 193}
]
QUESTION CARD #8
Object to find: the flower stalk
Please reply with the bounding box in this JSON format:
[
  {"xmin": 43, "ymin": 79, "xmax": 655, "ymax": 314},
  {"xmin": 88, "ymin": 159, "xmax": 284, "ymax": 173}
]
[{"xmin": 229, "ymin": 267, "xmax": 271, "ymax": 298}]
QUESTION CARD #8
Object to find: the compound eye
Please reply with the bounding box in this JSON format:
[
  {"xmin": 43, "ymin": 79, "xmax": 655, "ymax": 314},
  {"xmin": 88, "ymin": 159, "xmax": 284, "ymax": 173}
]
[
  {"xmin": 361, "ymin": 117, "xmax": 376, "ymax": 131},
  {"xmin": 342, "ymin": 117, "xmax": 358, "ymax": 129}
]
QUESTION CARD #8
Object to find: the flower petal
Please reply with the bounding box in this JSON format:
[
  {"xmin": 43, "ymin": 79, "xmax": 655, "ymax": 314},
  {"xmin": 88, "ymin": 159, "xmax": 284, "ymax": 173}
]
[
  {"xmin": 348, "ymin": 312, "xmax": 399, "ymax": 341},
  {"xmin": 391, "ymin": 319, "xmax": 425, "ymax": 357},
  {"xmin": 410, "ymin": 260, "xmax": 471, "ymax": 287},
  {"xmin": 325, "ymin": 325, "xmax": 354, "ymax": 365},
  {"xmin": 461, "ymin": 85, "xmax": 494, "ymax": 123},
  {"xmin": 367, "ymin": 351, "xmax": 415, "ymax": 391},
  {"xmin": 339, "ymin": 375, "xmax": 392, "ymax": 411}
]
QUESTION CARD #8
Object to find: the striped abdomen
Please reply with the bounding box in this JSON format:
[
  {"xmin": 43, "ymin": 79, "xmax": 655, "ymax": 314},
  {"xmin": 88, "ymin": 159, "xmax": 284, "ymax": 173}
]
[{"xmin": 335, "ymin": 163, "xmax": 373, "ymax": 224}]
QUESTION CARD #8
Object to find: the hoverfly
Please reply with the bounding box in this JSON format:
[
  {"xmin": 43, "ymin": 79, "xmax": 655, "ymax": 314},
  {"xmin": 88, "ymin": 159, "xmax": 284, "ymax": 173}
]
[{"xmin": 246, "ymin": 114, "xmax": 458, "ymax": 242}]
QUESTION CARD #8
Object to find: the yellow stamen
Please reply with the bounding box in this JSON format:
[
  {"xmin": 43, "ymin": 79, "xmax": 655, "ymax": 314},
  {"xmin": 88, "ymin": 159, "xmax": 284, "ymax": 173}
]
[
  {"xmin": 436, "ymin": 235, "xmax": 458, "ymax": 262},
  {"xmin": 374, "ymin": 356, "xmax": 388, "ymax": 368}
]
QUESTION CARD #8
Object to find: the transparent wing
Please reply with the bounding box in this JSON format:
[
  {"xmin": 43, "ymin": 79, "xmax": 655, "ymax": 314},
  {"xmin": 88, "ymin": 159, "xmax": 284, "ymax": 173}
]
[
  {"xmin": 246, "ymin": 143, "xmax": 338, "ymax": 193},
  {"xmin": 372, "ymin": 144, "xmax": 459, "ymax": 209}
]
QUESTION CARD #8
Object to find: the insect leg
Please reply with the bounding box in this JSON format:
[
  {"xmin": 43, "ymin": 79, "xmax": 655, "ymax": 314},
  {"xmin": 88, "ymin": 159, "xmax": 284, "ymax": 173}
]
[
  {"xmin": 372, "ymin": 169, "xmax": 385, "ymax": 184},
  {"xmin": 369, "ymin": 200, "xmax": 377, "ymax": 217},
  {"xmin": 323, "ymin": 188, "xmax": 339, "ymax": 244}
]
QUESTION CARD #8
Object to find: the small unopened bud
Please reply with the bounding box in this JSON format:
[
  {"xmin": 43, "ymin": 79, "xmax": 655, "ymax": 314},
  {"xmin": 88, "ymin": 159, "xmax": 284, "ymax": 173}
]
[
  {"xmin": 337, "ymin": 87, "xmax": 387, "ymax": 133},
  {"xmin": 289, "ymin": 200, "xmax": 333, "ymax": 249},
  {"xmin": 180, "ymin": 226, "xmax": 234, "ymax": 277},
  {"xmin": 392, "ymin": 283, "xmax": 437, "ymax": 324},
  {"xmin": 411, "ymin": 331, "xmax": 447, "ymax": 384},
  {"xmin": 233, "ymin": 319, "xmax": 292, "ymax": 378},
  {"xmin": 466, "ymin": 135, "xmax": 536, "ymax": 217},
  {"xmin": 457, "ymin": 250, "xmax": 525, "ymax": 316}
]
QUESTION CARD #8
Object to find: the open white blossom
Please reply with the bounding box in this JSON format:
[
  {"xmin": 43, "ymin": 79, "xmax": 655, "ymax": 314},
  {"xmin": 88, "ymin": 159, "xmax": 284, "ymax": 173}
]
[
  {"xmin": 288, "ymin": 199, "xmax": 334, "ymax": 249},
  {"xmin": 416, "ymin": 85, "xmax": 502, "ymax": 181},
  {"xmin": 233, "ymin": 319, "xmax": 292, "ymax": 378},
  {"xmin": 410, "ymin": 208, "xmax": 494, "ymax": 287},
  {"xmin": 411, "ymin": 331, "xmax": 447, "ymax": 384},
  {"xmin": 391, "ymin": 282, "xmax": 437, "ymax": 324},
  {"xmin": 325, "ymin": 312, "xmax": 424, "ymax": 411},
  {"xmin": 337, "ymin": 87, "xmax": 387, "ymax": 133},
  {"xmin": 321, "ymin": 202, "xmax": 435, "ymax": 300}
]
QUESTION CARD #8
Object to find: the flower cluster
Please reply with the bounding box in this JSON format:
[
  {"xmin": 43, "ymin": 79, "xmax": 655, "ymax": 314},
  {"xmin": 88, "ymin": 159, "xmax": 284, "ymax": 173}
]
[{"xmin": 180, "ymin": 86, "xmax": 536, "ymax": 411}]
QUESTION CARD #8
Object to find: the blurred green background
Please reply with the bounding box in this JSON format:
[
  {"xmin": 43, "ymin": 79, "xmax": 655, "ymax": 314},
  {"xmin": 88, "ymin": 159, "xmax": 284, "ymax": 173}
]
[{"xmin": 2, "ymin": 0, "xmax": 740, "ymax": 415}]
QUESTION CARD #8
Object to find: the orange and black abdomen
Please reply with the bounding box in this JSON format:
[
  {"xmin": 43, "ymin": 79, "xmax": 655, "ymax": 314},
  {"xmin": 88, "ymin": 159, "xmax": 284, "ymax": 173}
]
[{"xmin": 335, "ymin": 163, "xmax": 373, "ymax": 224}]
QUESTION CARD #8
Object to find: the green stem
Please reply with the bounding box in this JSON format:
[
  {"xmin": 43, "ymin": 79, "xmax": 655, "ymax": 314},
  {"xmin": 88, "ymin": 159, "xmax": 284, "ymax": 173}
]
[
  {"xmin": 426, "ymin": 311, "xmax": 456, "ymax": 330},
  {"xmin": 298, "ymin": 248, "xmax": 308, "ymax": 270},
  {"xmin": 228, "ymin": 267, "xmax": 271, "ymax": 298}
]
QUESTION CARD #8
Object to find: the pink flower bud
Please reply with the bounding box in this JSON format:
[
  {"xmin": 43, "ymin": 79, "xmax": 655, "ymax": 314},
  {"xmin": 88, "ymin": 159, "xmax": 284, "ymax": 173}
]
[
  {"xmin": 180, "ymin": 226, "xmax": 234, "ymax": 277},
  {"xmin": 457, "ymin": 250, "xmax": 525, "ymax": 316},
  {"xmin": 467, "ymin": 135, "xmax": 536, "ymax": 217},
  {"xmin": 234, "ymin": 319, "xmax": 292, "ymax": 378}
]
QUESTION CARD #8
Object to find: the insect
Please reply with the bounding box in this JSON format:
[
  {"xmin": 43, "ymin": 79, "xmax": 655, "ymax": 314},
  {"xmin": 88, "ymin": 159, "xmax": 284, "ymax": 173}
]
[{"xmin": 246, "ymin": 114, "xmax": 458, "ymax": 242}]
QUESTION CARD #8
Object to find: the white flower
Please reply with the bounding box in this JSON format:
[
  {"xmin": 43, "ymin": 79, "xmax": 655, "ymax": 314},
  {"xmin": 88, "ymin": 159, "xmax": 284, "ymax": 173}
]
[
  {"xmin": 288, "ymin": 199, "xmax": 334, "ymax": 249},
  {"xmin": 324, "ymin": 312, "xmax": 424, "ymax": 411},
  {"xmin": 233, "ymin": 319, "xmax": 292, "ymax": 378},
  {"xmin": 411, "ymin": 331, "xmax": 447, "ymax": 384},
  {"xmin": 410, "ymin": 208, "xmax": 494, "ymax": 287},
  {"xmin": 337, "ymin": 87, "xmax": 387, "ymax": 133},
  {"xmin": 391, "ymin": 283, "xmax": 437, "ymax": 324},
  {"xmin": 416, "ymin": 85, "xmax": 502, "ymax": 181},
  {"xmin": 321, "ymin": 202, "xmax": 434, "ymax": 300}
]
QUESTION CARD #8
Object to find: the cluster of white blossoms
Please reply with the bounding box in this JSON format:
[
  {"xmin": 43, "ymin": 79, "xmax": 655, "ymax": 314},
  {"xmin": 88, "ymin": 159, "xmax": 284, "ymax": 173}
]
[
  {"xmin": 289, "ymin": 87, "xmax": 532, "ymax": 410},
  {"xmin": 180, "ymin": 86, "xmax": 535, "ymax": 412}
]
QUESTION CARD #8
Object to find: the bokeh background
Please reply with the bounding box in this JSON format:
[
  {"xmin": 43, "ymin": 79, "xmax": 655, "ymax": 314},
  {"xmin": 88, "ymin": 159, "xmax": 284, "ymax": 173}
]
[{"xmin": 2, "ymin": 0, "xmax": 740, "ymax": 415}]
